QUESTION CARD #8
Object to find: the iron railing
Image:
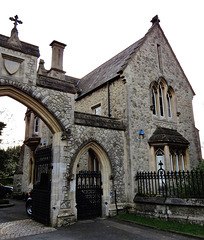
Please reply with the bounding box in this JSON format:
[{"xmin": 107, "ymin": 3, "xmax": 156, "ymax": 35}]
[{"xmin": 135, "ymin": 166, "xmax": 204, "ymax": 198}]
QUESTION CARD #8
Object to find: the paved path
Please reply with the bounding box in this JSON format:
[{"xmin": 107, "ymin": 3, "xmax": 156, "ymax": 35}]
[
  {"xmin": 0, "ymin": 219, "xmax": 56, "ymax": 240},
  {"xmin": 0, "ymin": 199, "xmax": 28, "ymax": 223},
  {"xmin": 0, "ymin": 200, "xmax": 202, "ymax": 240},
  {"xmin": 0, "ymin": 218, "xmax": 201, "ymax": 240},
  {"xmin": 0, "ymin": 199, "xmax": 56, "ymax": 239}
]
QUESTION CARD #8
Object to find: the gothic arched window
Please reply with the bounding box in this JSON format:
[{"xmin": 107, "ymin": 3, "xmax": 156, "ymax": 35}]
[{"xmin": 150, "ymin": 79, "xmax": 176, "ymax": 121}]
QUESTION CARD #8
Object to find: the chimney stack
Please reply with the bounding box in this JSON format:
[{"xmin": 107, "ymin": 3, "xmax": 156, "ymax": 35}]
[{"xmin": 48, "ymin": 40, "xmax": 66, "ymax": 80}]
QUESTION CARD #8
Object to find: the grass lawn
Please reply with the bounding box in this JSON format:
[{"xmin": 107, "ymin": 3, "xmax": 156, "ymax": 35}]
[{"xmin": 115, "ymin": 214, "xmax": 204, "ymax": 238}]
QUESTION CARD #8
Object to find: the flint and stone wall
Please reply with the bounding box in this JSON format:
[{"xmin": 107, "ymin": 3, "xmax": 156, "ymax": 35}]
[
  {"xmin": 56, "ymin": 112, "xmax": 127, "ymax": 226},
  {"xmin": 134, "ymin": 196, "xmax": 204, "ymax": 226},
  {"xmin": 74, "ymin": 24, "xmax": 201, "ymax": 204},
  {"xmin": 124, "ymin": 24, "xmax": 201, "ymax": 178},
  {"xmin": 72, "ymin": 127, "xmax": 125, "ymax": 202},
  {"xmin": 75, "ymin": 78, "xmax": 127, "ymax": 119}
]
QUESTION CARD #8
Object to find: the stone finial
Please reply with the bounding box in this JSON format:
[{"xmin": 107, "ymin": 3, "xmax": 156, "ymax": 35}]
[
  {"xmin": 151, "ymin": 15, "xmax": 160, "ymax": 25},
  {"xmin": 37, "ymin": 59, "xmax": 47, "ymax": 75},
  {"xmin": 8, "ymin": 15, "xmax": 23, "ymax": 47}
]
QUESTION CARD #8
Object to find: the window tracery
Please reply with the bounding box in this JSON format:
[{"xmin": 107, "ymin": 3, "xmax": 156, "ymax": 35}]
[{"xmin": 150, "ymin": 78, "xmax": 175, "ymax": 120}]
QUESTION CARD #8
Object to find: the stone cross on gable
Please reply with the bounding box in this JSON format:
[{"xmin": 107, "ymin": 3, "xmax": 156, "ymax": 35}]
[{"xmin": 9, "ymin": 15, "xmax": 23, "ymax": 29}]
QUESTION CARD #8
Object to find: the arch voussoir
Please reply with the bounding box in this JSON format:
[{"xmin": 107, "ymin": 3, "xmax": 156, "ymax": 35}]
[{"xmin": 0, "ymin": 82, "xmax": 72, "ymax": 134}]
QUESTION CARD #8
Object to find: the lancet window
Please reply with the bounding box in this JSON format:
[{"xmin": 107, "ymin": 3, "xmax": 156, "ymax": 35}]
[{"xmin": 150, "ymin": 79, "xmax": 175, "ymax": 120}]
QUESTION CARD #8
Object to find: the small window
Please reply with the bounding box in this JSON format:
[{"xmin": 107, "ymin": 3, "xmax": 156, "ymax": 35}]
[
  {"xmin": 175, "ymin": 154, "xmax": 179, "ymax": 172},
  {"xmin": 181, "ymin": 154, "xmax": 185, "ymax": 171},
  {"xmin": 170, "ymin": 154, "xmax": 174, "ymax": 171},
  {"xmin": 157, "ymin": 44, "xmax": 163, "ymax": 72},
  {"xmin": 89, "ymin": 149, "xmax": 100, "ymax": 172},
  {"xmin": 156, "ymin": 149, "xmax": 165, "ymax": 170},
  {"xmin": 92, "ymin": 104, "xmax": 101, "ymax": 115},
  {"xmin": 167, "ymin": 93, "xmax": 172, "ymax": 118},
  {"xmin": 159, "ymin": 85, "xmax": 164, "ymax": 117},
  {"xmin": 34, "ymin": 116, "xmax": 39, "ymax": 135},
  {"xmin": 170, "ymin": 150, "xmax": 186, "ymax": 172},
  {"xmin": 151, "ymin": 88, "xmax": 157, "ymax": 115}
]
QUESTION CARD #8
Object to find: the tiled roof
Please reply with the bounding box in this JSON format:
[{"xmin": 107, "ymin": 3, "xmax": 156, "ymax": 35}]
[
  {"xmin": 148, "ymin": 127, "xmax": 189, "ymax": 145},
  {"xmin": 76, "ymin": 16, "xmax": 195, "ymax": 98},
  {"xmin": 77, "ymin": 36, "xmax": 145, "ymax": 98}
]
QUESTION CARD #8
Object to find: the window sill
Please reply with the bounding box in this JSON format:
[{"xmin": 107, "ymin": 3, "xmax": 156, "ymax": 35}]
[{"xmin": 152, "ymin": 116, "xmax": 177, "ymax": 125}]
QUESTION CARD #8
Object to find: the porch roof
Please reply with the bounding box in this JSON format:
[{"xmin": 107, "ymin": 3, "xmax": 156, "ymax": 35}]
[{"xmin": 148, "ymin": 127, "xmax": 189, "ymax": 146}]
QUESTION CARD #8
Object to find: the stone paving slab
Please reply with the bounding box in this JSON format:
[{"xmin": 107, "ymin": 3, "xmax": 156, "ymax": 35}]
[{"xmin": 0, "ymin": 219, "xmax": 56, "ymax": 240}]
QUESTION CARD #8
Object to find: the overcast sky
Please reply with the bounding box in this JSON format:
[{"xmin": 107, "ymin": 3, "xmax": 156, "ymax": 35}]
[{"xmin": 0, "ymin": 0, "xmax": 203, "ymax": 156}]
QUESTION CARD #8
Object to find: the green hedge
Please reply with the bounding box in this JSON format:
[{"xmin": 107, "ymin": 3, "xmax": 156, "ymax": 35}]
[{"xmin": 0, "ymin": 177, "xmax": 13, "ymax": 186}]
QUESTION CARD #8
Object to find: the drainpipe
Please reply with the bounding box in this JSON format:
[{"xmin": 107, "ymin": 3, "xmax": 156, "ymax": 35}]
[{"xmin": 107, "ymin": 81, "xmax": 111, "ymax": 117}]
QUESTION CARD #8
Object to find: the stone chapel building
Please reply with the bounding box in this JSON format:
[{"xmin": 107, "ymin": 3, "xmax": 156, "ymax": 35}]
[{"xmin": 1, "ymin": 15, "xmax": 201, "ymax": 226}]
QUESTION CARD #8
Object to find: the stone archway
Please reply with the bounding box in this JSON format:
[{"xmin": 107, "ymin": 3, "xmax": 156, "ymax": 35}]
[
  {"xmin": 0, "ymin": 28, "xmax": 76, "ymax": 226},
  {"xmin": 0, "ymin": 85, "xmax": 62, "ymax": 133},
  {"xmin": 70, "ymin": 141, "xmax": 112, "ymax": 219},
  {"xmin": 0, "ymin": 85, "xmax": 72, "ymax": 226}
]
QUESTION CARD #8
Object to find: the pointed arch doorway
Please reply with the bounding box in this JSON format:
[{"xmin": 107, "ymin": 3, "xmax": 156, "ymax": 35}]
[
  {"xmin": 72, "ymin": 141, "xmax": 112, "ymax": 220},
  {"xmin": 76, "ymin": 170, "xmax": 102, "ymax": 220}
]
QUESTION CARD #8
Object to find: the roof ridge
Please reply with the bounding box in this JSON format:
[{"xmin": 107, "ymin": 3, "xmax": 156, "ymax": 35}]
[
  {"xmin": 81, "ymin": 16, "xmax": 160, "ymax": 81},
  {"xmin": 77, "ymin": 17, "xmax": 165, "ymax": 97},
  {"xmin": 77, "ymin": 35, "xmax": 147, "ymax": 97},
  {"xmin": 81, "ymin": 36, "xmax": 145, "ymax": 80}
]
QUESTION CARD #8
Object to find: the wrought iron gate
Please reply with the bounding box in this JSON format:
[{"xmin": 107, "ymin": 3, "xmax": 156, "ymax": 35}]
[
  {"xmin": 32, "ymin": 145, "xmax": 52, "ymax": 225},
  {"xmin": 76, "ymin": 171, "xmax": 102, "ymax": 220}
]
